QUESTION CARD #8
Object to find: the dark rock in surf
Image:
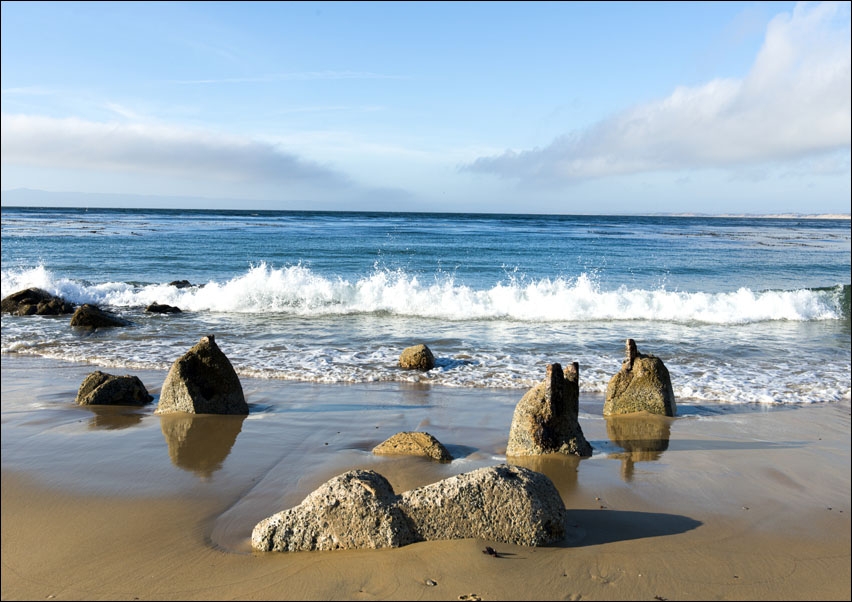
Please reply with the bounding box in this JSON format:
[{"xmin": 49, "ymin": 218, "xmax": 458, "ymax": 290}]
[
  {"xmin": 169, "ymin": 280, "xmax": 193, "ymax": 289},
  {"xmin": 1, "ymin": 287, "xmax": 75, "ymax": 316},
  {"xmin": 506, "ymin": 362, "xmax": 592, "ymax": 457},
  {"xmin": 69, "ymin": 303, "xmax": 131, "ymax": 328},
  {"xmin": 156, "ymin": 335, "xmax": 248, "ymax": 415},
  {"xmin": 603, "ymin": 339, "xmax": 676, "ymax": 417},
  {"xmin": 75, "ymin": 370, "xmax": 153, "ymax": 406},
  {"xmin": 399, "ymin": 344, "xmax": 435, "ymax": 371},
  {"xmin": 146, "ymin": 302, "xmax": 182, "ymax": 314}
]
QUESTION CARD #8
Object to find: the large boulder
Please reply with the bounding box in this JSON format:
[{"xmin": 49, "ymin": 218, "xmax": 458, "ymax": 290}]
[
  {"xmin": 69, "ymin": 304, "xmax": 131, "ymax": 328},
  {"xmin": 252, "ymin": 469, "xmax": 417, "ymax": 552},
  {"xmin": 506, "ymin": 363, "xmax": 592, "ymax": 457},
  {"xmin": 603, "ymin": 339, "xmax": 676, "ymax": 417},
  {"xmin": 75, "ymin": 371, "xmax": 153, "ymax": 406},
  {"xmin": 251, "ymin": 464, "xmax": 566, "ymax": 552},
  {"xmin": 156, "ymin": 335, "xmax": 248, "ymax": 415},
  {"xmin": 373, "ymin": 431, "xmax": 453, "ymax": 462},
  {"xmin": 398, "ymin": 344, "xmax": 435, "ymax": 371},
  {"xmin": 1, "ymin": 287, "xmax": 75, "ymax": 316}
]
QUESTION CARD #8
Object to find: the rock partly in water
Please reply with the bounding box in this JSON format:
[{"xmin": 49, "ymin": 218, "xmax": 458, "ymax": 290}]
[
  {"xmin": 169, "ymin": 280, "xmax": 193, "ymax": 289},
  {"xmin": 506, "ymin": 363, "xmax": 593, "ymax": 457},
  {"xmin": 603, "ymin": 339, "xmax": 676, "ymax": 417},
  {"xmin": 373, "ymin": 431, "xmax": 453, "ymax": 462},
  {"xmin": 146, "ymin": 302, "xmax": 182, "ymax": 314},
  {"xmin": 75, "ymin": 370, "xmax": 154, "ymax": 406},
  {"xmin": 156, "ymin": 335, "xmax": 248, "ymax": 415},
  {"xmin": 251, "ymin": 464, "xmax": 566, "ymax": 552},
  {"xmin": 1, "ymin": 287, "xmax": 75, "ymax": 316},
  {"xmin": 69, "ymin": 304, "xmax": 131, "ymax": 328},
  {"xmin": 399, "ymin": 344, "xmax": 435, "ymax": 371}
]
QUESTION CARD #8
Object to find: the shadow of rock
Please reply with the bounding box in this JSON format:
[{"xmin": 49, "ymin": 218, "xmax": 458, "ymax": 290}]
[
  {"xmin": 159, "ymin": 413, "xmax": 246, "ymax": 478},
  {"xmin": 507, "ymin": 453, "xmax": 581, "ymax": 497},
  {"xmin": 85, "ymin": 406, "xmax": 146, "ymax": 430},
  {"xmin": 605, "ymin": 412, "xmax": 672, "ymax": 481},
  {"xmin": 563, "ymin": 509, "xmax": 702, "ymax": 547}
]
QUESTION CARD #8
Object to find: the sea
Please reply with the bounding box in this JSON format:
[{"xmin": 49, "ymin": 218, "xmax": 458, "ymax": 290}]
[{"xmin": 1, "ymin": 207, "xmax": 850, "ymax": 408}]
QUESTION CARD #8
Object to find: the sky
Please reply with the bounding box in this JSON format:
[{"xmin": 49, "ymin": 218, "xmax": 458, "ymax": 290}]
[{"xmin": 1, "ymin": 0, "xmax": 850, "ymax": 215}]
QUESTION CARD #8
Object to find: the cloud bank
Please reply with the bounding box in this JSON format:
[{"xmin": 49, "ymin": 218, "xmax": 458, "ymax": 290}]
[
  {"xmin": 464, "ymin": 1, "xmax": 851, "ymax": 183},
  {"xmin": 0, "ymin": 113, "xmax": 351, "ymax": 188}
]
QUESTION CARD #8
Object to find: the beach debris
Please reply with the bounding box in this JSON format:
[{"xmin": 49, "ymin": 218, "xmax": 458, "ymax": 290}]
[
  {"xmin": 398, "ymin": 343, "xmax": 436, "ymax": 371},
  {"xmin": 1, "ymin": 287, "xmax": 76, "ymax": 316},
  {"xmin": 69, "ymin": 303, "xmax": 131, "ymax": 328},
  {"xmin": 372, "ymin": 431, "xmax": 453, "ymax": 462},
  {"xmin": 482, "ymin": 546, "xmax": 501, "ymax": 557},
  {"xmin": 145, "ymin": 302, "xmax": 182, "ymax": 314},
  {"xmin": 603, "ymin": 339, "xmax": 676, "ymax": 417},
  {"xmin": 425, "ymin": 579, "xmax": 438, "ymax": 586},
  {"xmin": 506, "ymin": 362, "xmax": 593, "ymax": 457},
  {"xmin": 458, "ymin": 595, "xmax": 481, "ymax": 601},
  {"xmin": 252, "ymin": 464, "xmax": 566, "ymax": 552},
  {"xmin": 156, "ymin": 335, "xmax": 248, "ymax": 415},
  {"xmin": 75, "ymin": 370, "xmax": 153, "ymax": 406}
]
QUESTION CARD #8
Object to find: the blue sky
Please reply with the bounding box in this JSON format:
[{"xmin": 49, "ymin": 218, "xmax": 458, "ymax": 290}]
[{"xmin": 1, "ymin": 1, "xmax": 850, "ymax": 215}]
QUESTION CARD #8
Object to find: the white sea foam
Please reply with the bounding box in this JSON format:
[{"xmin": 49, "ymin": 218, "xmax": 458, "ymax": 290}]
[{"xmin": 2, "ymin": 262, "xmax": 844, "ymax": 324}]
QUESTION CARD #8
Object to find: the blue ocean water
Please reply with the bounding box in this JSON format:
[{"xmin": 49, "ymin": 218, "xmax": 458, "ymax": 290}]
[{"xmin": 1, "ymin": 207, "xmax": 850, "ymax": 405}]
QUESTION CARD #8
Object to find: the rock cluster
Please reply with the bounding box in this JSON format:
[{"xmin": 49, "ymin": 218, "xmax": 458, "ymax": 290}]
[
  {"xmin": 252, "ymin": 464, "xmax": 565, "ymax": 552},
  {"xmin": 1, "ymin": 287, "xmax": 75, "ymax": 316}
]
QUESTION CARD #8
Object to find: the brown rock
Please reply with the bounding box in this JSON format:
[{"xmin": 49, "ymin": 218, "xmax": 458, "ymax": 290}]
[
  {"xmin": 373, "ymin": 431, "xmax": 452, "ymax": 462},
  {"xmin": 399, "ymin": 344, "xmax": 435, "ymax": 371},
  {"xmin": 75, "ymin": 370, "xmax": 153, "ymax": 406},
  {"xmin": 69, "ymin": 304, "xmax": 130, "ymax": 328},
  {"xmin": 1, "ymin": 287, "xmax": 75, "ymax": 316},
  {"xmin": 603, "ymin": 339, "xmax": 676, "ymax": 417}
]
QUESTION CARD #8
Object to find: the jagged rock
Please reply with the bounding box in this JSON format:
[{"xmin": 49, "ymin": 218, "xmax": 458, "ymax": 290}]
[
  {"xmin": 146, "ymin": 302, "xmax": 182, "ymax": 314},
  {"xmin": 399, "ymin": 344, "xmax": 435, "ymax": 371},
  {"xmin": 69, "ymin": 304, "xmax": 131, "ymax": 328},
  {"xmin": 506, "ymin": 363, "xmax": 592, "ymax": 457},
  {"xmin": 400, "ymin": 464, "xmax": 566, "ymax": 546},
  {"xmin": 156, "ymin": 335, "xmax": 248, "ymax": 415},
  {"xmin": 75, "ymin": 370, "xmax": 153, "ymax": 406},
  {"xmin": 1, "ymin": 287, "xmax": 75, "ymax": 316},
  {"xmin": 603, "ymin": 339, "xmax": 676, "ymax": 417},
  {"xmin": 373, "ymin": 431, "xmax": 452, "ymax": 462},
  {"xmin": 251, "ymin": 464, "xmax": 565, "ymax": 552},
  {"xmin": 252, "ymin": 469, "xmax": 417, "ymax": 552}
]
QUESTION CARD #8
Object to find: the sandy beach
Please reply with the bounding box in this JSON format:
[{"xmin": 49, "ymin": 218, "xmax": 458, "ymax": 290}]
[{"xmin": 2, "ymin": 354, "xmax": 850, "ymax": 601}]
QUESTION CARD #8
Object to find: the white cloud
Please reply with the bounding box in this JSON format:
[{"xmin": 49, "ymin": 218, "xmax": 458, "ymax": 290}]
[
  {"xmin": 464, "ymin": 1, "xmax": 851, "ymax": 183},
  {"xmin": 0, "ymin": 113, "xmax": 351, "ymax": 187}
]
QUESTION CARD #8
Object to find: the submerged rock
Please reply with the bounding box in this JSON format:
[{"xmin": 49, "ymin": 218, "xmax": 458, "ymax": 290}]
[
  {"xmin": 156, "ymin": 335, "xmax": 248, "ymax": 415},
  {"xmin": 69, "ymin": 304, "xmax": 131, "ymax": 328},
  {"xmin": 399, "ymin": 344, "xmax": 435, "ymax": 371},
  {"xmin": 146, "ymin": 302, "xmax": 182, "ymax": 314},
  {"xmin": 251, "ymin": 464, "xmax": 565, "ymax": 552},
  {"xmin": 506, "ymin": 363, "xmax": 592, "ymax": 457},
  {"xmin": 603, "ymin": 339, "xmax": 676, "ymax": 417},
  {"xmin": 75, "ymin": 370, "xmax": 153, "ymax": 406},
  {"xmin": 373, "ymin": 431, "xmax": 453, "ymax": 462},
  {"xmin": 1, "ymin": 287, "xmax": 75, "ymax": 316}
]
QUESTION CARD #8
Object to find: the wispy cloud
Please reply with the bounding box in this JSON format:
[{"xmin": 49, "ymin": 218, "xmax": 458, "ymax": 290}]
[
  {"xmin": 463, "ymin": 1, "xmax": 851, "ymax": 183},
  {"xmin": 0, "ymin": 113, "xmax": 351, "ymax": 187},
  {"xmin": 168, "ymin": 71, "xmax": 409, "ymax": 85}
]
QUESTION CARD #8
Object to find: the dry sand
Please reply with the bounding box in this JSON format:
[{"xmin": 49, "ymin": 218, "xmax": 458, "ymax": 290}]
[{"xmin": 2, "ymin": 355, "xmax": 850, "ymax": 601}]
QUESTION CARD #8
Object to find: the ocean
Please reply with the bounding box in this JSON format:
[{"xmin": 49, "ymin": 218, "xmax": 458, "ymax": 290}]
[{"xmin": 1, "ymin": 207, "xmax": 850, "ymax": 408}]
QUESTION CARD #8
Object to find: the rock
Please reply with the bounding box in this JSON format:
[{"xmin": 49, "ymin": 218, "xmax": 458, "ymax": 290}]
[
  {"xmin": 251, "ymin": 464, "xmax": 566, "ymax": 553},
  {"xmin": 252, "ymin": 469, "xmax": 417, "ymax": 552},
  {"xmin": 69, "ymin": 304, "xmax": 131, "ymax": 328},
  {"xmin": 169, "ymin": 280, "xmax": 193, "ymax": 288},
  {"xmin": 156, "ymin": 335, "xmax": 248, "ymax": 415},
  {"xmin": 146, "ymin": 302, "xmax": 182, "ymax": 313},
  {"xmin": 506, "ymin": 363, "xmax": 592, "ymax": 457},
  {"xmin": 399, "ymin": 344, "xmax": 435, "ymax": 371},
  {"xmin": 603, "ymin": 339, "xmax": 676, "ymax": 417},
  {"xmin": 400, "ymin": 464, "xmax": 566, "ymax": 546},
  {"xmin": 373, "ymin": 431, "xmax": 453, "ymax": 462},
  {"xmin": 75, "ymin": 370, "xmax": 153, "ymax": 406},
  {"xmin": 1, "ymin": 287, "xmax": 75, "ymax": 316}
]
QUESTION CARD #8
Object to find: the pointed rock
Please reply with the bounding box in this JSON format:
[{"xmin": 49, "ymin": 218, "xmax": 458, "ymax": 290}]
[{"xmin": 603, "ymin": 339, "xmax": 676, "ymax": 417}]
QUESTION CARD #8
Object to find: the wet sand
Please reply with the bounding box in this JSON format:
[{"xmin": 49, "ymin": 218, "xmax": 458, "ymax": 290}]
[{"xmin": 2, "ymin": 355, "xmax": 850, "ymax": 601}]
